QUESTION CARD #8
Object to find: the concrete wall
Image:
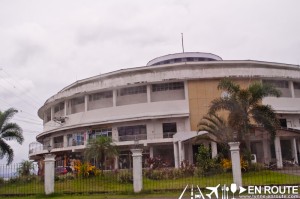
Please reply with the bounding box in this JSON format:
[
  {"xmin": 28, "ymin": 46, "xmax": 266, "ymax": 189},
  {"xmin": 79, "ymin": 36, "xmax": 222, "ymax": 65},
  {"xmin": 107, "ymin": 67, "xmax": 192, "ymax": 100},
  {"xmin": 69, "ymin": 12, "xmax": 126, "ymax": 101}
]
[
  {"xmin": 151, "ymin": 89, "xmax": 185, "ymax": 102},
  {"xmin": 116, "ymin": 93, "xmax": 147, "ymax": 106},
  {"xmin": 42, "ymin": 100, "xmax": 189, "ymax": 134},
  {"xmin": 88, "ymin": 98, "xmax": 113, "ymax": 110}
]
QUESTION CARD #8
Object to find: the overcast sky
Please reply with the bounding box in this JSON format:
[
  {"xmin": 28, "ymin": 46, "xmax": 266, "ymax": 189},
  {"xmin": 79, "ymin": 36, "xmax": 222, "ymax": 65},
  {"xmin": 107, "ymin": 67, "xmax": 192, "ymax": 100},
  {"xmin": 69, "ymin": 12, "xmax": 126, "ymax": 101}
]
[{"xmin": 0, "ymin": 0, "xmax": 300, "ymax": 164}]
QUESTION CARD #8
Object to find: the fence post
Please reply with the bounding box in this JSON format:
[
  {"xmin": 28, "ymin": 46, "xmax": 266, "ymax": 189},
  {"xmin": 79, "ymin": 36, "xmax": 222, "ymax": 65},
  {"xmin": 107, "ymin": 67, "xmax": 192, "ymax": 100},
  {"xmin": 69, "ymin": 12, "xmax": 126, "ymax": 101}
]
[
  {"xmin": 44, "ymin": 154, "xmax": 56, "ymax": 195},
  {"xmin": 131, "ymin": 148, "xmax": 143, "ymax": 193},
  {"xmin": 229, "ymin": 142, "xmax": 242, "ymax": 187}
]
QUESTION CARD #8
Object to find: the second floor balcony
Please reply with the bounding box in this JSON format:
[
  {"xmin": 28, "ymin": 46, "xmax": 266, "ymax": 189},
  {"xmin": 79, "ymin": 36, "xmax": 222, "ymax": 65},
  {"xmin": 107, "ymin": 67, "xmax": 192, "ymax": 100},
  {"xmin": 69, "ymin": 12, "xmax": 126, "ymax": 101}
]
[{"xmin": 118, "ymin": 134, "xmax": 147, "ymax": 142}]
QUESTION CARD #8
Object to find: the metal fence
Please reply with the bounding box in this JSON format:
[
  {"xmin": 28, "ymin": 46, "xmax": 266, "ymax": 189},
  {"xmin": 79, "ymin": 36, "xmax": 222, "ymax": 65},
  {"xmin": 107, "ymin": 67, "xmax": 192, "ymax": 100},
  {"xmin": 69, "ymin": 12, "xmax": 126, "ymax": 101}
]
[{"xmin": 0, "ymin": 163, "xmax": 300, "ymax": 196}]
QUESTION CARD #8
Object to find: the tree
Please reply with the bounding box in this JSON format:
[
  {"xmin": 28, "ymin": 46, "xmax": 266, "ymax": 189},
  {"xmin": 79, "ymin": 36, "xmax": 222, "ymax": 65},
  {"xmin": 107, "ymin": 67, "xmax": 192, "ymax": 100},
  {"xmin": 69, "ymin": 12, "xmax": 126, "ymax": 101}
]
[
  {"xmin": 208, "ymin": 78, "xmax": 281, "ymax": 144},
  {"xmin": 84, "ymin": 136, "xmax": 118, "ymax": 171},
  {"xmin": 0, "ymin": 108, "xmax": 24, "ymax": 164},
  {"xmin": 18, "ymin": 160, "xmax": 34, "ymax": 176},
  {"xmin": 198, "ymin": 113, "xmax": 234, "ymax": 143}
]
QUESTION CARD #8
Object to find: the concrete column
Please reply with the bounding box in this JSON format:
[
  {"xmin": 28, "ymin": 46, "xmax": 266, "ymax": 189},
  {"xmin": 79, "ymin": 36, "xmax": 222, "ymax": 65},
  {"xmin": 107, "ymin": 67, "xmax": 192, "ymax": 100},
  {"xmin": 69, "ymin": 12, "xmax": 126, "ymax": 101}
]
[
  {"xmin": 274, "ymin": 136, "xmax": 283, "ymax": 169},
  {"xmin": 113, "ymin": 90, "xmax": 117, "ymax": 107},
  {"xmin": 49, "ymin": 137, "xmax": 54, "ymax": 149},
  {"xmin": 178, "ymin": 141, "xmax": 183, "ymax": 165},
  {"xmin": 84, "ymin": 95, "xmax": 88, "ymax": 112},
  {"xmin": 211, "ymin": 141, "xmax": 218, "ymax": 158},
  {"xmin": 64, "ymin": 100, "xmax": 68, "ymax": 116},
  {"xmin": 131, "ymin": 149, "xmax": 143, "ymax": 193},
  {"xmin": 149, "ymin": 146, "xmax": 154, "ymax": 158},
  {"xmin": 188, "ymin": 143, "xmax": 193, "ymax": 163},
  {"xmin": 263, "ymin": 139, "xmax": 271, "ymax": 164},
  {"xmin": 184, "ymin": 81, "xmax": 189, "ymax": 100},
  {"xmin": 147, "ymin": 84, "xmax": 151, "ymax": 103},
  {"xmin": 114, "ymin": 156, "xmax": 119, "ymax": 170},
  {"xmin": 289, "ymin": 81, "xmax": 295, "ymax": 98},
  {"xmin": 44, "ymin": 154, "xmax": 56, "ymax": 195},
  {"xmin": 229, "ymin": 142, "xmax": 242, "ymax": 187},
  {"xmin": 63, "ymin": 134, "xmax": 68, "ymax": 148},
  {"xmin": 173, "ymin": 142, "xmax": 179, "ymax": 168},
  {"xmin": 50, "ymin": 107, "xmax": 54, "ymax": 121},
  {"xmin": 292, "ymin": 138, "xmax": 298, "ymax": 164}
]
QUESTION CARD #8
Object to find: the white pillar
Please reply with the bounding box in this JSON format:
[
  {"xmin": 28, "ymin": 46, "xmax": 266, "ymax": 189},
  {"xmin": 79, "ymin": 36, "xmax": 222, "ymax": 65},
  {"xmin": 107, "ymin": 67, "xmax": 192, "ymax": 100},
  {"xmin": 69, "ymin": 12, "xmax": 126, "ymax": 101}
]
[
  {"xmin": 44, "ymin": 154, "xmax": 56, "ymax": 195},
  {"xmin": 289, "ymin": 81, "xmax": 295, "ymax": 98},
  {"xmin": 131, "ymin": 149, "xmax": 143, "ymax": 193},
  {"xmin": 64, "ymin": 100, "xmax": 68, "ymax": 116},
  {"xmin": 292, "ymin": 138, "xmax": 298, "ymax": 164},
  {"xmin": 211, "ymin": 141, "xmax": 218, "ymax": 158},
  {"xmin": 173, "ymin": 142, "xmax": 179, "ymax": 168},
  {"xmin": 50, "ymin": 137, "xmax": 54, "ymax": 149},
  {"xmin": 149, "ymin": 146, "xmax": 154, "ymax": 158},
  {"xmin": 188, "ymin": 143, "xmax": 193, "ymax": 163},
  {"xmin": 147, "ymin": 84, "xmax": 151, "ymax": 103},
  {"xmin": 113, "ymin": 90, "xmax": 117, "ymax": 107},
  {"xmin": 114, "ymin": 156, "xmax": 119, "ymax": 170},
  {"xmin": 84, "ymin": 95, "xmax": 88, "ymax": 112},
  {"xmin": 274, "ymin": 136, "xmax": 283, "ymax": 169},
  {"xmin": 178, "ymin": 141, "xmax": 183, "ymax": 165},
  {"xmin": 63, "ymin": 134, "xmax": 68, "ymax": 148},
  {"xmin": 50, "ymin": 107, "xmax": 54, "ymax": 121},
  {"xmin": 229, "ymin": 142, "xmax": 242, "ymax": 187}
]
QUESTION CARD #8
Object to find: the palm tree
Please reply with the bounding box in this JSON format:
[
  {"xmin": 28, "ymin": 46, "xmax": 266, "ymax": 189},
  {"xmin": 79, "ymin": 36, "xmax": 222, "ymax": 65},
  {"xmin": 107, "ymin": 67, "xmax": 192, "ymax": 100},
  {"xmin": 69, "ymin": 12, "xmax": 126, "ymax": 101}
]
[
  {"xmin": 84, "ymin": 136, "xmax": 118, "ymax": 171},
  {"xmin": 18, "ymin": 160, "xmax": 34, "ymax": 176},
  {"xmin": 208, "ymin": 78, "xmax": 281, "ymax": 144},
  {"xmin": 198, "ymin": 113, "xmax": 234, "ymax": 144},
  {"xmin": 0, "ymin": 108, "xmax": 24, "ymax": 164}
]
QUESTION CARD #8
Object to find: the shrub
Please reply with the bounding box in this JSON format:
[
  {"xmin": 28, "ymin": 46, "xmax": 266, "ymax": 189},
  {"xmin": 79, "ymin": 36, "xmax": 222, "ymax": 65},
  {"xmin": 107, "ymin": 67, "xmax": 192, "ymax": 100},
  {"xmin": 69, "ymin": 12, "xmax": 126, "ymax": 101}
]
[
  {"xmin": 145, "ymin": 156, "xmax": 168, "ymax": 169},
  {"xmin": 180, "ymin": 160, "xmax": 195, "ymax": 176},
  {"xmin": 221, "ymin": 157, "xmax": 249, "ymax": 172},
  {"xmin": 56, "ymin": 173, "xmax": 75, "ymax": 181},
  {"xmin": 248, "ymin": 163, "xmax": 265, "ymax": 172},
  {"xmin": 0, "ymin": 177, "xmax": 4, "ymax": 185},
  {"xmin": 117, "ymin": 170, "xmax": 133, "ymax": 183},
  {"xmin": 73, "ymin": 160, "xmax": 97, "ymax": 177}
]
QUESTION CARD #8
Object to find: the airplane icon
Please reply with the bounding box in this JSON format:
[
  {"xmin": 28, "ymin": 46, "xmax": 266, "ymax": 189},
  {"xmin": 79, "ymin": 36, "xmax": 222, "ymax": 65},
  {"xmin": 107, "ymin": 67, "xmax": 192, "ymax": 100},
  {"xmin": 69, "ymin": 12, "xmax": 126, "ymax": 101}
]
[{"xmin": 206, "ymin": 184, "xmax": 220, "ymax": 199}]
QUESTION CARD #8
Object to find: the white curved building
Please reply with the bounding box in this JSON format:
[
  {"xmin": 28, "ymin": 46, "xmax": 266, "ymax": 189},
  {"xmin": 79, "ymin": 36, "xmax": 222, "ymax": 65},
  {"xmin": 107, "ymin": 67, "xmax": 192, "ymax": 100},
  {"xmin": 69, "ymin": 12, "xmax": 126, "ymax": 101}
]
[{"xmin": 29, "ymin": 52, "xmax": 300, "ymax": 169}]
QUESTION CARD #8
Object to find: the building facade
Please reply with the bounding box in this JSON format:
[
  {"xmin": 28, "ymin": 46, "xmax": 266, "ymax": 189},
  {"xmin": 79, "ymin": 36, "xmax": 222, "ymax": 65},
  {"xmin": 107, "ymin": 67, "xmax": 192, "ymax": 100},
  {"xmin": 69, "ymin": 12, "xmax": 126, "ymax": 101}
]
[{"xmin": 29, "ymin": 52, "xmax": 300, "ymax": 169}]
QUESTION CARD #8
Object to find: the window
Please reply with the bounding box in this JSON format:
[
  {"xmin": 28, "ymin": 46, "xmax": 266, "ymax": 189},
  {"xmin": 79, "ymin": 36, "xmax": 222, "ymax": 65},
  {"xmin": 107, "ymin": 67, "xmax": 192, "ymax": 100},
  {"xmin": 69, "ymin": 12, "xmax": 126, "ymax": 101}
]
[
  {"xmin": 54, "ymin": 102, "xmax": 64, "ymax": 113},
  {"xmin": 67, "ymin": 132, "xmax": 84, "ymax": 146},
  {"xmin": 89, "ymin": 91, "xmax": 112, "ymax": 101},
  {"xmin": 118, "ymin": 125, "xmax": 147, "ymax": 141},
  {"xmin": 89, "ymin": 128, "xmax": 112, "ymax": 139},
  {"xmin": 163, "ymin": 123, "xmax": 177, "ymax": 138},
  {"xmin": 118, "ymin": 86, "xmax": 146, "ymax": 96},
  {"xmin": 152, "ymin": 82, "xmax": 184, "ymax": 92},
  {"xmin": 263, "ymin": 80, "xmax": 289, "ymax": 88},
  {"xmin": 294, "ymin": 82, "xmax": 300, "ymax": 90},
  {"xmin": 70, "ymin": 97, "xmax": 85, "ymax": 106}
]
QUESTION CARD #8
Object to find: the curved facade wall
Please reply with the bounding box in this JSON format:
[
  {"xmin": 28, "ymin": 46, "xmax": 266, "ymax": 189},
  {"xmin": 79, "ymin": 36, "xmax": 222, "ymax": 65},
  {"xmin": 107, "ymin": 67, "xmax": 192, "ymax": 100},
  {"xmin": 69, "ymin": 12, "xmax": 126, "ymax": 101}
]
[{"xmin": 29, "ymin": 53, "xmax": 300, "ymax": 169}]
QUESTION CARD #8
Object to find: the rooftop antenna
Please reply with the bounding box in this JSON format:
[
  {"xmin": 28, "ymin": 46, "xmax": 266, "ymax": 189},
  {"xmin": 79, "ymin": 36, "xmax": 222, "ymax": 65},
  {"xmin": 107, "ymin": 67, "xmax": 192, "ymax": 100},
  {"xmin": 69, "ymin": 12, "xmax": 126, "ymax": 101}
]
[{"xmin": 181, "ymin": 33, "xmax": 185, "ymax": 53}]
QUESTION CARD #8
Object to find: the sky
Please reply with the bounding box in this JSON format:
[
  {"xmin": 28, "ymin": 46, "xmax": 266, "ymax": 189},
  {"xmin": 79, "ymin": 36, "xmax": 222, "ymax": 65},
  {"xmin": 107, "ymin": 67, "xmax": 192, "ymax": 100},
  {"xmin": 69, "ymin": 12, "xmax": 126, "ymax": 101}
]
[{"xmin": 0, "ymin": 0, "xmax": 300, "ymax": 164}]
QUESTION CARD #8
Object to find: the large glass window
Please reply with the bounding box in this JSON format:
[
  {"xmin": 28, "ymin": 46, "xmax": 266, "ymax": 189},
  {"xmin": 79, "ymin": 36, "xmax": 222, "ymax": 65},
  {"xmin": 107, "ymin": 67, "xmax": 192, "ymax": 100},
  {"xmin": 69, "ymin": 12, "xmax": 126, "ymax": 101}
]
[
  {"xmin": 152, "ymin": 82, "xmax": 184, "ymax": 92},
  {"xmin": 118, "ymin": 125, "xmax": 147, "ymax": 141},
  {"xmin": 263, "ymin": 80, "xmax": 289, "ymax": 88},
  {"xmin": 162, "ymin": 123, "xmax": 177, "ymax": 138},
  {"xmin": 89, "ymin": 128, "xmax": 112, "ymax": 139},
  {"xmin": 70, "ymin": 97, "xmax": 85, "ymax": 106},
  {"xmin": 67, "ymin": 132, "xmax": 84, "ymax": 146},
  {"xmin": 54, "ymin": 102, "xmax": 64, "ymax": 113},
  {"xmin": 89, "ymin": 91, "xmax": 112, "ymax": 101},
  {"xmin": 118, "ymin": 86, "xmax": 146, "ymax": 96}
]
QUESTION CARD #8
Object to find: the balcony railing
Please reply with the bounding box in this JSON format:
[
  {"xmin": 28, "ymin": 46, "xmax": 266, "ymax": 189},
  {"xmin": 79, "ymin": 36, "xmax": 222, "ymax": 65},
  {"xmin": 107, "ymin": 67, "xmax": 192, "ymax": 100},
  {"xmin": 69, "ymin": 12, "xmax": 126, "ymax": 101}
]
[
  {"xmin": 67, "ymin": 140, "xmax": 84, "ymax": 147},
  {"xmin": 119, "ymin": 134, "xmax": 147, "ymax": 142}
]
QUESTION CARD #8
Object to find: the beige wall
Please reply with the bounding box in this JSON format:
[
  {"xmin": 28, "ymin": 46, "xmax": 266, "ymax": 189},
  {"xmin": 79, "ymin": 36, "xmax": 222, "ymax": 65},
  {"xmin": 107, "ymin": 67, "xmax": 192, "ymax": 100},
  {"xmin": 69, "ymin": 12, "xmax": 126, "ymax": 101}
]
[{"xmin": 188, "ymin": 79, "xmax": 256, "ymax": 131}]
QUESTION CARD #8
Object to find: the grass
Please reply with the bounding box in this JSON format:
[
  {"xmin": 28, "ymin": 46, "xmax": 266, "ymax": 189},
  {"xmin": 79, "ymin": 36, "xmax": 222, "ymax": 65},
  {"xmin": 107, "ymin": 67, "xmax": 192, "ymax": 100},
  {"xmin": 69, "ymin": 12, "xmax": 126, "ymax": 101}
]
[{"xmin": 0, "ymin": 170, "xmax": 299, "ymax": 196}]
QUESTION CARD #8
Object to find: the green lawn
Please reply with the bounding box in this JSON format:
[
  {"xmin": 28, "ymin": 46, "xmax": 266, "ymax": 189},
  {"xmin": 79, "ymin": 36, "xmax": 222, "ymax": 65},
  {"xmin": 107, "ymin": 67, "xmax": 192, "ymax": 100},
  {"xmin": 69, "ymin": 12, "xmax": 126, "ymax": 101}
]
[{"xmin": 0, "ymin": 170, "xmax": 299, "ymax": 196}]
